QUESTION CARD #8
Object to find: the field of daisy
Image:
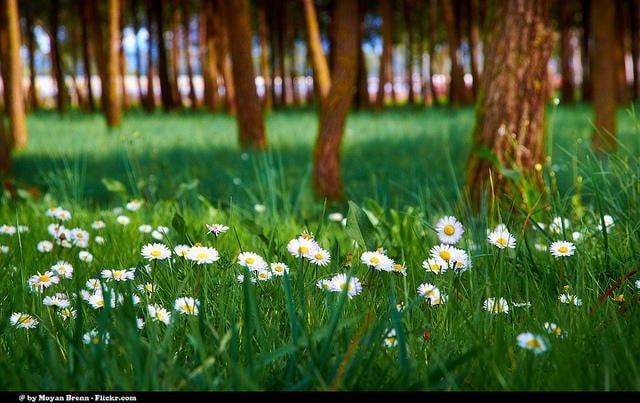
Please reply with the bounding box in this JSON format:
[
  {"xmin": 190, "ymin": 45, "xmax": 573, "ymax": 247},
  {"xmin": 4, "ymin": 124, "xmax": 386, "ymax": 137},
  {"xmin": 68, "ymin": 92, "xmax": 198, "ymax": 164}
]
[{"xmin": 2, "ymin": 105, "xmax": 640, "ymax": 391}]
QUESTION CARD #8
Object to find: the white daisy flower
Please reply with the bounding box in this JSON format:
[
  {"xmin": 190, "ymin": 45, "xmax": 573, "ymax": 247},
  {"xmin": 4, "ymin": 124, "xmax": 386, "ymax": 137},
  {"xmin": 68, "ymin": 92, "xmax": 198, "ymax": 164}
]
[
  {"xmin": 270, "ymin": 262, "xmax": 289, "ymax": 276},
  {"xmin": 256, "ymin": 269, "xmax": 272, "ymax": 281},
  {"xmin": 28, "ymin": 271, "xmax": 60, "ymax": 291},
  {"xmin": 148, "ymin": 304, "xmax": 171, "ymax": 325},
  {"xmin": 435, "ymin": 216, "xmax": 464, "ymax": 244},
  {"xmin": 206, "ymin": 223, "xmax": 229, "ymax": 237},
  {"xmin": 516, "ymin": 332, "xmax": 547, "ymax": 354},
  {"xmin": 79, "ymin": 250, "xmax": 94, "ymax": 263},
  {"xmin": 174, "ymin": 244, "xmax": 191, "ymax": 257},
  {"xmin": 91, "ymin": 220, "xmax": 106, "ymax": 230},
  {"xmin": 174, "ymin": 297, "xmax": 200, "ymax": 315},
  {"xmin": 141, "ymin": 243, "xmax": 171, "ymax": 261},
  {"xmin": 308, "ymin": 248, "xmax": 331, "ymax": 266},
  {"xmin": 51, "ymin": 260, "xmax": 74, "ymax": 279},
  {"xmin": 329, "ymin": 273, "xmax": 363, "ymax": 299},
  {"xmin": 483, "ymin": 297, "xmax": 510, "ymax": 314},
  {"xmin": 94, "ymin": 235, "xmax": 105, "ymax": 245},
  {"xmin": 37, "ymin": 240, "xmax": 54, "ymax": 253},
  {"xmin": 237, "ymin": 251, "xmax": 268, "ymax": 271},
  {"xmin": 422, "ymin": 257, "xmax": 448, "ymax": 274},
  {"xmin": 186, "ymin": 245, "xmax": 220, "ymax": 265},
  {"xmin": 488, "ymin": 225, "xmax": 516, "ymax": 249},
  {"xmin": 550, "ymin": 240, "xmax": 575, "ymax": 258},
  {"xmin": 138, "ymin": 224, "xmax": 153, "ymax": 233},
  {"xmin": 559, "ymin": 293, "xmax": 582, "ymax": 306},
  {"xmin": 10, "ymin": 312, "xmax": 38, "ymax": 329},
  {"xmin": 116, "ymin": 215, "xmax": 130, "ymax": 225},
  {"xmin": 383, "ymin": 328, "xmax": 398, "ymax": 347},
  {"xmin": 83, "ymin": 329, "xmax": 110, "ymax": 345},
  {"xmin": 126, "ymin": 199, "xmax": 143, "ymax": 211},
  {"xmin": 0, "ymin": 224, "xmax": 16, "ymax": 235}
]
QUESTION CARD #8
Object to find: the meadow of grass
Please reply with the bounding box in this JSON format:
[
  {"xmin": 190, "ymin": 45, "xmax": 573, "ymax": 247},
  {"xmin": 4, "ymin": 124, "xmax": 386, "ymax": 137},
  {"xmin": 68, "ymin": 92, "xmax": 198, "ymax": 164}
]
[{"xmin": 1, "ymin": 104, "xmax": 640, "ymax": 391}]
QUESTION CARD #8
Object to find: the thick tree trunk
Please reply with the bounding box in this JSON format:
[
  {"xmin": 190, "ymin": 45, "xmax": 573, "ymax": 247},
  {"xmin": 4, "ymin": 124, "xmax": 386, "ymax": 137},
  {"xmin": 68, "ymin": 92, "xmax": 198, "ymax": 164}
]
[
  {"xmin": 631, "ymin": 0, "xmax": 640, "ymax": 101},
  {"xmin": 104, "ymin": 0, "xmax": 122, "ymax": 127},
  {"xmin": 313, "ymin": 0, "xmax": 359, "ymax": 202},
  {"xmin": 560, "ymin": 0, "xmax": 575, "ymax": 104},
  {"xmin": 1, "ymin": 0, "xmax": 26, "ymax": 150},
  {"xmin": 224, "ymin": 0, "xmax": 267, "ymax": 149},
  {"xmin": 591, "ymin": 0, "xmax": 617, "ymax": 153},
  {"xmin": 375, "ymin": 0, "xmax": 393, "ymax": 110},
  {"xmin": 464, "ymin": 0, "xmax": 554, "ymax": 210}
]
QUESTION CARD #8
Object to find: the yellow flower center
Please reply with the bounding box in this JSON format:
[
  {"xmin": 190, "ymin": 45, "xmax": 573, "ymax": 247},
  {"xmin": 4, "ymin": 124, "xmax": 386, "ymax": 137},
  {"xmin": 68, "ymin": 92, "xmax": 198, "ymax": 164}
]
[
  {"xmin": 181, "ymin": 304, "xmax": 193, "ymax": 313},
  {"xmin": 38, "ymin": 274, "xmax": 50, "ymax": 283},
  {"xmin": 393, "ymin": 264, "xmax": 403, "ymax": 272},
  {"xmin": 370, "ymin": 256, "xmax": 380, "ymax": 264},
  {"xmin": 246, "ymin": 257, "xmax": 255, "ymax": 264},
  {"xmin": 259, "ymin": 272, "xmax": 268, "ymax": 279},
  {"xmin": 92, "ymin": 336, "xmax": 100, "ymax": 343},
  {"xmin": 196, "ymin": 252, "xmax": 207, "ymax": 259},
  {"xmin": 386, "ymin": 337, "xmax": 396, "ymax": 345},
  {"xmin": 493, "ymin": 304, "xmax": 504, "ymax": 313},
  {"xmin": 497, "ymin": 237, "xmax": 508, "ymax": 246},
  {"xmin": 558, "ymin": 245, "xmax": 569, "ymax": 254},
  {"xmin": 443, "ymin": 225, "xmax": 455, "ymax": 236},
  {"xmin": 299, "ymin": 246, "xmax": 309, "ymax": 254},
  {"xmin": 114, "ymin": 271, "xmax": 124, "ymax": 279},
  {"xmin": 340, "ymin": 282, "xmax": 352, "ymax": 291},
  {"xmin": 439, "ymin": 250, "xmax": 451, "ymax": 261},
  {"xmin": 274, "ymin": 266, "xmax": 284, "ymax": 272},
  {"xmin": 314, "ymin": 253, "xmax": 324, "ymax": 260},
  {"xmin": 151, "ymin": 250, "xmax": 162, "ymax": 257},
  {"xmin": 526, "ymin": 339, "xmax": 542, "ymax": 349}
]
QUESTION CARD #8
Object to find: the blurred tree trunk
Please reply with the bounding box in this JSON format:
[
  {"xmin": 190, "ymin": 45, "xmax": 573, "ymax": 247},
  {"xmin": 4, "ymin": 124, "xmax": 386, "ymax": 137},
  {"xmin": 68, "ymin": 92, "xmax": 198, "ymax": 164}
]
[
  {"xmin": 614, "ymin": 0, "xmax": 629, "ymax": 105},
  {"xmin": 181, "ymin": 0, "xmax": 197, "ymax": 108},
  {"xmin": 69, "ymin": 20, "xmax": 84, "ymax": 109},
  {"xmin": 467, "ymin": 0, "xmax": 482, "ymax": 100},
  {"xmin": 119, "ymin": 0, "xmax": 129, "ymax": 111},
  {"xmin": 441, "ymin": 0, "xmax": 467, "ymax": 106},
  {"xmin": 170, "ymin": 0, "xmax": 181, "ymax": 107},
  {"xmin": 200, "ymin": 0, "xmax": 219, "ymax": 111},
  {"xmin": 131, "ymin": 0, "xmax": 144, "ymax": 107},
  {"xmin": 257, "ymin": 0, "xmax": 272, "ymax": 111},
  {"xmin": 591, "ymin": 0, "xmax": 617, "ymax": 153},
  {"xmin": 310, "ymin": 0, "xmax": 359, "ymax": 201},
  {"xmin": 416, "ymin": 0, "xmax": 432, "ymax": 105},
  {"xmin": 465, "ymin": 0, "xmax": 554, "ymax": 210},
  {"xmin": 154, "ymin": 0, "xmax": 177, "ymax": 111},
  {"xmin": 80, "ymin": 0, "xmax": 96, "ymax": 111},
  {"xmin": 1, "ymin": 0, "xmax": 26, "ymax": 150},
  {"xmin": 631, "ymin": 0, "xmax": 640, "ymax": 101},
  {"xmin": 354, "ymin": 0, "xmax": 370, "ymax": 109},
  {"xmin": 224, "ymin": 0, "xmax": 267, "ymax": 149},
  {"xmin": 427, "ymin": 0, "xmax": 440, "ymax": 106},
  {"xmin": 144, "ymin": 0, "xmax": 156, "ymax": 111},
  {"xmin": 404, "ymin": 0, "xmax": 416, "ymax": 104},
  {"xmin": 581, "ymin": 0, "xmax": 592, "ymax": 101},
  {"xmin": 25, "ymin": 6, "xmax": 39, "ymax": 111},
  {"xmin": 375, "ymin": 0, "xmax": 392, "ymax": 110},
  {"xmin": 215, "ymin": 0, "xmax": 236, "ymax": 115},
  {"xmin": 560, "ymin": 0, "xmax": 575, "ymax": 104},
  {"xmin": 277, "ymin": 0, "xmax": 290, "ymax": 106},
  {"xmin": 302, "ymin": 0, "xmax": 330, "ymax": 101},
  {"xmin": 104, "ymin": 0, "xmax": 122, "ymax": 127},
  {"xmin": 49, "ymin": 0, "xmax": 67, "ymax": 114}
]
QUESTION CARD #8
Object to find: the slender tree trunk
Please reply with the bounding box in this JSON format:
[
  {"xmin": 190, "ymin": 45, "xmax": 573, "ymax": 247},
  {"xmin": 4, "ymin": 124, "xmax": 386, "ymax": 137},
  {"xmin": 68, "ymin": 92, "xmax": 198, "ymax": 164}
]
[
  {"xmin": 216, "ymin": 0, "xmax": 236, "ymax": 115},
  {"xmin": 224, "ymin": 0, "xmax": 267, "ymax": 149},
  {"xmin": 69, "ymin": 21, "xmax": 84, "ymax": 109},
  {"xmin": 257, "ymin": 0, "xmax": 272, "ymax": 111},
  {"xmin": 559, "ymin": 0, "xmax": 575, "ymax": 104},
  {"xmin": 375, "ymin": 0, "xmax": 392, "ymax": 110},
  {"xmin": 171, "ymin": 0, "xmax": 182, "ymax": 107},
  {"xmin": 581, "ymin": 0, "xmax": 592, "ymax": 101},
  {"xmin": 277, "ymin": 0, "xmax": 290, "ymax": 106},
  {"xmin": 464, "ymin": 0, "xmax": 555, "ymax": 210},
  {"xmin": 25, "ymin": 7, "xmax": 39, "ymax": 111},
  {"xmin": 119, "ymin": 0, "xmax": 129, "ymax": 111},
  {"xmin": 2, "ymin": 0, "xmax": 26, "ymax": 150},
  {"xmin": 468, "ymin": 0, "xmax": 481, "ymax": 100},
  {"xmin": 80, "ymin": 0, "xmax": 96, "ymax": 111},
  {"xmin": 404, "ymin": 0, "xmax": 416, "ymax": 104},
  {"xmin": 441, "ymin": 0, "xmax": 467, "ymax": 106},
  {"xmin": 591, "ymin": 0, "xmax": 617, "ymax": 153},
  {"xmin": 302, "ymin": 0, "xmax": 331, "ymax": 101},
  {"xmin": 614, "ymin": 0, "xmax": 629, "ymax": 105},
  {"xmin": 181, "ymin": 0, "xmax": 197, "ymax": 108},
  {"xmin": 131, "ymin": 0, "xmax": 144, "ymax": 107},
  {"xmin": 354, "ymin": 0, "xmax": 370, "ymax": 109},
  {"xmin": 312, "ymin": 0, "xmax": 359, "ymax": 201},
  {"xmin": 104, "ymin": 0, "xmax": 122, "ymax": 127},
  {"xmin": 50, "ymin": 0, "xmax": 67, "ymax": 114},
  {"xmin": 201, "ymin": 0, "xmax": 219, "ymax": 111},
  {"xmin": 427, "ymin": 0, "xmax": 440, "ymax": 106},
  {"xmin": 144, "ymin": 0, "xmax": 156, "ymax": 111},
  {"xmin": 154, "ymin": 0, "xmax": 176, "ymax": 111}
]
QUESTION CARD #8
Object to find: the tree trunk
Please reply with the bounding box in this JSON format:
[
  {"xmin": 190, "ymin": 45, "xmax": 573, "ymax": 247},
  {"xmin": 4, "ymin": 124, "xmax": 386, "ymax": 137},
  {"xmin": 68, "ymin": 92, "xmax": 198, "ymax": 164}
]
[
  {"xmin": 170, "ymin": 0, "xmax": 182, "ymax": 107},
  {"xmin": 354, "ymin": 0, "xmax": 370, "ymax": 109},
  {"xmin": 68, "ymin": 20, "xmax": 84, "ymax": 109},
  {"xmin": 144, "ymin": 0, "xmax": 156, "ymax": 111},
  {"xmin": 404, "ymin": 0, "xmax": 416, "ymax": 104},
  {"xmin": 631, "ymin": 0, "xmax": 640, "ymax": 101},
  {"xmin": 302, "ymin": 0, "xmax": 331, "ymax": 101},
  {"xmin": 201, "ymin": 0, "xmax": 219, "ymax": 111},
  {"xmin": 131, "ymin": 0, "xmax": 144, "ymax": 107},
  {"xmin": 215, "ymin": 0, "xmax": 236, "ymax": 115},
  {"xmin": 257, "ymin": 0, "xmax": 272, "ymax": 111},
  {"xmin": 154, "ymin": 0, "xmax": 176, "ymax": 111},
  {"xmin": 468, "ymin": 0, "xmax": 482, "ymax": 100},
  {"xmin": 375, "ymin": 0, "xmax": 392, "ymax": 110},
  {"xmin": 313, "ymin": 0, "xmax": 359, "ymax": 202},
  {"xmin": 441, "ymin": 0, "xmax": 467, "ymax": 106},
  {"xmin": 224, "ymin": 0, "xmax": 267, "ymax": 149},
  {"xmin": 581, "ymin": 0, "xmax": 592, "ymax": 101},
  {"xmin": 614, "ymin": 0, "xmax": 629, "ymax": 105},
  {"xmin": 427, "ymin": 0, "xmax": 440, "ymax": 106},
  {"xmin": 464, "ymin": 0, "xmax": 554, "ymax": 210},
  {"xmin": 50, "ymin": 0, "xmax": 67, "ymax": 114},
  {"xmin": 119, "ymin": 0, "xmax": 129, "ymax": 111},
  {"xmin": 559, "ymin": 0, "xmax": 575, "ymax": 104},
  {"xmin": 0, "ymin": 0, "xmax": 25, "ymax": 150},
  {"xmin": 104, "ymin": 0, "xmax": 122, "ymax": 127},
  {"xmin": 181, "ymin": 0, "xmax": 197, "ymax": 108},
  {"xmin": 80, "ymin": 0, "xmax": 96, "ymax": 111},
  {"xmin": 591, "ymin": 0, "xmax": 617, "ymax": 153},
  {"xmin": 25, "ymin": 6, "xmax": 39, "ymax": 111}
]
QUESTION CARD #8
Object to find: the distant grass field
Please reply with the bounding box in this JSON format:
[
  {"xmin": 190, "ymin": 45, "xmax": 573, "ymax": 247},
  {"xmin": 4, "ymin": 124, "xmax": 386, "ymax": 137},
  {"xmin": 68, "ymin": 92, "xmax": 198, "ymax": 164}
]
[{"xmin": 1, "ymin": 104, "xmax": 640, "ymax": 391}]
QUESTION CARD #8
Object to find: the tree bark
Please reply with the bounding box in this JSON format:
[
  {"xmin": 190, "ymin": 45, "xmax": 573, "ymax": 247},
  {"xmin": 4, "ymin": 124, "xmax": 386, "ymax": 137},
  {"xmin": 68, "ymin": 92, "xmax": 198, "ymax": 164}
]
[
  {"xmin": 464, "ymin": 0, "xmax": 555, "ymax": 210},
  {"xmin": 302, "ymin": 0, "xmax": 331, "ymax": 101},
  {"xmin": 154, "ymin": 0, "xmax": 176, "ymax": 111},
  {"xmin": 1, "ymin": 0, "xmax": 26, "ymax": 150},
  {"xmin": 468, "ymin": 0, "xmax": 482, "ymax": 100},
  {"xmin": 144, "ymin": 0, "xmax": 156, "ymax": 111},
  {"xmin": 404, "ymin": 0, "xmax": 416, "ymax": 104},
  {"xmin": 631, "ymin": 0, "xmax": 640, "ymax": 101},
  {"xmin": 215, "ymin": 0, "xmax": 236, "ymax": 115},
  {"xmin": 50, "ymin": 0, "xmax": 67, "ymax": 114},
  {"xmin": 104, "ymin": 0, "xmax": 122, "ymax": 127},
  {"xmin": 257, "ymin": 0, "xmax": 272, "ymax": 111},
  {"xmin": 559, "ymin": 0, "xmax": 575, "ymax": 104},
  {"xmin": 25, "ymin": 6, "xmax": 39, "ymax": 111},
  {"xmin": 354, "ymin": 0, "xmax": 370, "ymax": 109},
  {"xmin": 312, "ymin": 0, "xmax": 359, "ymax": 201},
  {"xmin": 614, "ymin": 0, "xmax": 629, "ymax": 105},
  {"xmin": 79, "ymin": 0, "xmax": 96, "ymax": 111},
  {"xmin": 581, "ymin": 0, "xmax": 592, "ymax": 101},
  {"xmin": 427, "ymin": 0, "xmax": 440, "ymax": 106},
  {"xmin": 181, "ymin": 0, "xmax": 197, "ymax": 108},
  {"xmin": 224, "ymin": 0, "xmax": 267, "ymax": 149},
  {"xmin": 200, "ymin": 0, "xmax": 219, "ymax": 111},
  {"xmin": 170, "ymin": 0, "xmax": 182, "ymax": 107},
  {"xmin": 441, "ymin": 0, "xmax": 467, "ymax": 106},
  {"xmin": 375, "ymin": 0, "xmax": 393, "ymax": 110},
  {"xmin": 591, "ymin": 0, "xmax": 617, "ymax": 153}
]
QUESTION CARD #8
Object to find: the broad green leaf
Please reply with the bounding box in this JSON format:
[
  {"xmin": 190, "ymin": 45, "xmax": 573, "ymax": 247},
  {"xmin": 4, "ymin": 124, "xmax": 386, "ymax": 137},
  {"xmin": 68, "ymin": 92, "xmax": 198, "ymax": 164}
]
[
  {"xmin": 101, "ymin": 178, "xmax": 128, "ymax": 197},
  {"xmin": 345, "ymin": 200, "xmax": 377, "ymax": 250}
]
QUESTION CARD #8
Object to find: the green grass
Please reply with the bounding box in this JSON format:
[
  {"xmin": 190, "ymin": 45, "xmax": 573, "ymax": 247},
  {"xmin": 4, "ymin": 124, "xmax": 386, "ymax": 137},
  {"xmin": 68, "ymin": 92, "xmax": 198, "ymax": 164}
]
[{"xmin": 1, "ymin": 104, "xmax": 640, "ymax": 391}]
